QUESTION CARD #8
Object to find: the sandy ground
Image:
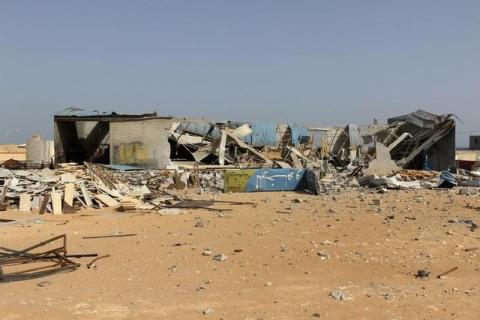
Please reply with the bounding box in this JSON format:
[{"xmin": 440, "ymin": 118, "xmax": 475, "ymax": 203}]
[{"xmin": 0, "ymin": 188, "xmax": 479, "ymax": 320}]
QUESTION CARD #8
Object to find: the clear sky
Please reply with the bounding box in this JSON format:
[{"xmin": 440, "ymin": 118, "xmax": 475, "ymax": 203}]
[{"xmin": 0, "ymin": 1, "xmax": 478, "ymax": 146}]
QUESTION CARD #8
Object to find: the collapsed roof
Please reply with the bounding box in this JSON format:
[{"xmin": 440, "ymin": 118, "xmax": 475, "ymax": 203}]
[{"xmin": 53, "ymin": 108, "xmax": 455, "ymax": 173}]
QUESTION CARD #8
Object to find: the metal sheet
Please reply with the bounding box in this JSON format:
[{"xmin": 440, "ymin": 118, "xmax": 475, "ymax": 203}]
[
  {"xmin": 288, "ymin": 123, "xmax": 310, "ymax": 145},
  {"xmin": 225, "ymin": 169, "xmax": 305, "ymax": 192},
  {"xmin": 243, "ymin": 122, "xmax": 278, "ymax": 147}
]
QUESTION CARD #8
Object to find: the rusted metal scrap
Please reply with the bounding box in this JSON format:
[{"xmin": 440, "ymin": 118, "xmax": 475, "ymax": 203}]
[
  {"xmin": 436, "ymin": 266, "xmax": 458, "ymax": 279},
  {"xmin": 86, "ymin": 254, "xmax": 110, "ymax": 269},
  {"xmin": 0, "ymin": 234, "xmax": 83, "ymax": 282}
]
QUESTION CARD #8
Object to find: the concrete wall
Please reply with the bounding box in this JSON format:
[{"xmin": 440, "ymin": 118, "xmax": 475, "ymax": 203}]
[{"xmin": 109, "ymin": 118, "xmax": 175, "ymax": 168}]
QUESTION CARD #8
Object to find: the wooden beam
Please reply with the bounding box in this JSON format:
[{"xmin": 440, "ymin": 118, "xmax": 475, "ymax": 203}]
[{"xmin": 218, "ymin": 130, "xmax": 227, "ymax": 166}]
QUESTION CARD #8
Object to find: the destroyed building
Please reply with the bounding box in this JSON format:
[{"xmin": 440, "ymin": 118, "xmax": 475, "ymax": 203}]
[
  {"xmin": 386, "ymin": 110, "xmax": 455, "ymax": 171},
  {"xmin": 54, "ymin": 109, "xmax": 177, "ymax": 169},
  {"xmin": 54, "ymin": 108, "xmax": 310, "ymax": 170},
  {"xmin": 54, "ymin": 108, "xmax": 455, "ymax": 173},
  {"xmin": 0, "ymin": 108, "xmax": 469, "ymax": 216}
]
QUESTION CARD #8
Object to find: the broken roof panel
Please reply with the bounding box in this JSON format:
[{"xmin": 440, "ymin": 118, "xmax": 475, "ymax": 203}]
[
  {"xmin": 387, "ymin": 109, "xmax": 446, "ymax": 129},
  {"xmin": 244, "ymin": 121, "xmax": 278, "ymax": 147},
  {"xmin": 55, "ymin": 108, "xmax": 162, "ymax": 121}
]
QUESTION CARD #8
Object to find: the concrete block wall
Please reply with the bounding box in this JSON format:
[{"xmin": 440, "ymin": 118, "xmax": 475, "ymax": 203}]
[{"xmin": 109, "ymin": 118, "xmax": 175, "ymax": 168}]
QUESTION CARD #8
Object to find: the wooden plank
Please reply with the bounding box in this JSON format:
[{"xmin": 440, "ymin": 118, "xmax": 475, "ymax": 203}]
[
  {"xmin": 39, "ymin": 194, "xmax": 50, "ymax": 214},
  {"xmin": 80, "ymin": 183, "xmax": 93, "ymax": 207},
  {"xmin": 96, "ymin": 185, "xmax": 122, "ymax": 198},
  {"xmin": 64, "ymin": 183, "xmax": 75, "ymax": 206},
  {"xmin": 274, "ymin": 160, "xmax": 292, "ymax": 169},
  {"xmin": 31, "ymin": 196, "xmax": 41, "ymax": 212},
  {"xmin": 287, "ymin": 146, "xmax": 320, "ymax": 167},
  {"xmin": 19, "ymin": 193, "xmax": 31, "ymax": 212},
  {"xmin": 95, "ymin": 194, "xmax": 119, "ymax": 207},
  {"xmin": 387, "ymin": 132, "xmax": 412, "ymax": 152},
  {"xmin": 0, "ymin": 179, "xmax": 10, "ymax": 204},
  {"xmin": 227, "ymin": 133, "xmax": 273, "ymax": 165},
  {"xmin": 193, "ymin": 138, "xmax": 222, "ymax": 162},
  {"xmin": 76, "ymin": 195, "xmax": 87, "ymax": 208},
  {"xmin": 289, "ymin": 152, "xmax": 303, "ymax": 168},
  {"xmin": 218, "ymin": 130, "xmax": 227, "ymax": 166},
  {"xmin": 51, "ymin": 192, "xmax": 63, "ymax": 215},
  {"xmin": 83, "ymin": 233, "xmax": 137, "ymax": 239}
]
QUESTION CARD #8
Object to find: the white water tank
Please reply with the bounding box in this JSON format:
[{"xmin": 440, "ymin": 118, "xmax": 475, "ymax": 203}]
[{"xmin": 26, "ymin": 135, "xmax": 55, "ymax": 164}]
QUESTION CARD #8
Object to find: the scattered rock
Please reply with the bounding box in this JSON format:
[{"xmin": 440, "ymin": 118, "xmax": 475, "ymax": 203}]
[
  {"xmin": 415, "ymin": 269, "xmax": 430, "ymax": 278},
  {"xmin": 202, "ymin": 308, "xmax": 214, "ymax": 315},
  {"xmin": 330, "ymin": 288, "xmax": 351, "ymax": 301},
  {"xmin": 202, "ymin": 250, "xmax": 213, "ymax": 256},
  {"xmin": 212, "ymin": 254, "xmax": 227, "ymax": 261},
  {"xmin": 383, "ymin": 293, "xmax": 393, "ymax": 300},
  {"xmin": 36, "ymin": 281, "xmax": 51, "ymax": 287},
  {"xmin": 317, "ymin": 251, "xmax": 329, "ymax": 260}
]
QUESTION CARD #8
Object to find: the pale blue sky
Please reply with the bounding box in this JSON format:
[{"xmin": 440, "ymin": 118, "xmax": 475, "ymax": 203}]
[{"xmin": 0, "ymin": 1, "xmax": 478, "ymax": 146}]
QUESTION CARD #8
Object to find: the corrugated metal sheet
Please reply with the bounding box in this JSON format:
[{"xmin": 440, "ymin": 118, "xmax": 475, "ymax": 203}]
[
  {"xmin": 175, "ymin": 122, "xmax": 220, "ymax": 139},
  {"xmin": 243, "ymin": 122, "xmax": 278, "ymax": 147},
  {"xmin": 388, "ymin": 109, "xmax": 440, "ymax": 129},
  {"xmin": 288, "ymin": 123, "xmax": 310, "ymax": 145}
]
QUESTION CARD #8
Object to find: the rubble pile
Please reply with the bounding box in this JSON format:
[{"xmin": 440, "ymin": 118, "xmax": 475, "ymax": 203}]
[
  {"xmin": 1, "ymin": 159, "xmax": 478, "ymax": 215},
  {"xmin": 0, "ymin": 163, "xmax": 177, "ymax": 214},
  {"xmin": 1, "ymin": 109, "xmax": 478, "ymax": 214},
  {"xmin": 0, "ymin": 163, "xmax": 253, "ymax": 214},
  {"xmin": 167, "ymin": 109, "xmax": 464, "ymax": 193},
  {"xmin": 170, "ymin": 110, "xmax": 455, "ymax": 172}
]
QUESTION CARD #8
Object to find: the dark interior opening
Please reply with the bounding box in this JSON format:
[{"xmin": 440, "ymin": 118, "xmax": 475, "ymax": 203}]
[{"xmin": 57, "ymin": 121, "xmax": 110, "ymax": 164}]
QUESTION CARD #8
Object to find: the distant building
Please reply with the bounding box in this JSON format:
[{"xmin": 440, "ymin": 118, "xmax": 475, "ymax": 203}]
[
  {"xmin": 0, "ymin": 144, "xmax": 26, "ymax": 162},
  {"xmin": 26, "ymin": 135, "xmax": 55, "ymax": 166},
  {"xmin": 470, "ymin": 135, "xmax": 480, "ymax": 150}
]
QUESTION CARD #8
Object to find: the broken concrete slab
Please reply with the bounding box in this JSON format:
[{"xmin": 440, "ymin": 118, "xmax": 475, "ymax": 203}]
[{"xmin": 364, "ymin": 142, "xmax": 400, "ymax": 176}]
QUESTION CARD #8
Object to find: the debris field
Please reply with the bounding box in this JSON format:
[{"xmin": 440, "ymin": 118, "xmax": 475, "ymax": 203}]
[
  {"xmin": 1, "ymin": 108, "xmax": 479, "ymax": 319},
  {"xmin": 0, "ymin": 189, "xmax": 479, "ymax": 319}
]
